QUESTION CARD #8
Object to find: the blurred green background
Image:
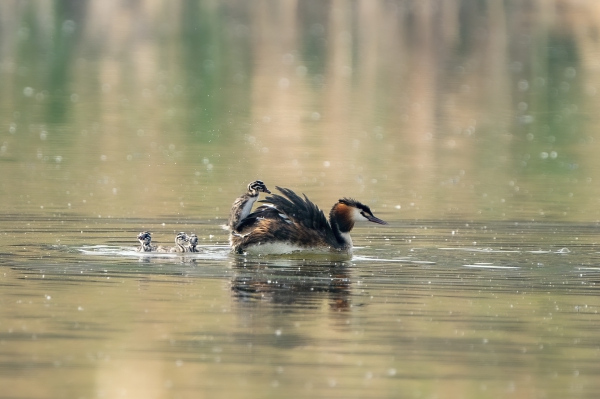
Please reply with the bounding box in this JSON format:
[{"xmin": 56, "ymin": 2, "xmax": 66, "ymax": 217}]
[{"xmin": 1, "ymin": 0, "xmax": 600, "ymax": 222}]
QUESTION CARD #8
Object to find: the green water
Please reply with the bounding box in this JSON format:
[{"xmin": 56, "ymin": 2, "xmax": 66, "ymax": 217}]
[{"xmin": 1, "ymin": 1, "xmax": 600, "ymax": 398}]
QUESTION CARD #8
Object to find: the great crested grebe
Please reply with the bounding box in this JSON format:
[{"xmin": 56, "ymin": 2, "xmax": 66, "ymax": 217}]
[
  {"xmin": 228, "ymin": 180, "xmax": 271, "ymax": 232},
  {"xmin": 228, "ymin": 185, "xmax": 387, "ymax": 255},
  {"xmin": 136, "ymin": 231, "xmax": 190, "ymax": 253}
]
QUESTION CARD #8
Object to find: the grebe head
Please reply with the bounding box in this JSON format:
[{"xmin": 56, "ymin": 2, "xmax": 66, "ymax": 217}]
[
  {"xmin": 248, "ymin": 180, "xmax": 271, "ymax": 195},
  {"xmin": 331, "ymin": 198, "xmax": 387, "ymax": 232},
  {"xmin": 175, "ymin": 232, "xmax": 189, "ymax": 245},
  {"xmin": 137, "ymin": 231, "xmax": 152, "ymax": 245},
  {"xmin": 188, "ymin": 233, "xmax": 199, "ymax": 246}
]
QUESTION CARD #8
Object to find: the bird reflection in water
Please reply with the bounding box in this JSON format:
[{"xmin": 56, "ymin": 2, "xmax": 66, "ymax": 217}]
[{"xmin": 230, "ymin": 258, "xmax": 353, "ymax": 311}]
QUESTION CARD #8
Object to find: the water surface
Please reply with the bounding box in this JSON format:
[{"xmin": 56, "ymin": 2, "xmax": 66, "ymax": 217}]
[{"xmin": 2, "ymin": 1, "xmax": 600, "ymax": 398}]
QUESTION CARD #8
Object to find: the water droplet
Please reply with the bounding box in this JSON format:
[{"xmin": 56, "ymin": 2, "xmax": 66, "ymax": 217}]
[
  {"xmin": 296, "ymin": 65, "xmax": 307, "ymax": 77},
  {"xmin": 518, "ymin": 80, "xmax": 529, "ymax": 91},
  {"xmin": 565, "ymin": 67, "xmax": 576, "ymax": 79},
  {"xmin": 62, "ymin": 20, "xmax": 76, "ymax": 35},
  {"xmin": 278, "ymin": 78, "xmax": 290, "ymax": 89},
  {"xmin": 282, "ymin": 53, "xmax": 294, "ymax": 65}
]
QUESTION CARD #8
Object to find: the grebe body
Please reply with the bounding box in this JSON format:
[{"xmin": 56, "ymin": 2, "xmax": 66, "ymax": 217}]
[{"xmin": 229, "ymin": 186, "xmax": 387, "ymax": 255}]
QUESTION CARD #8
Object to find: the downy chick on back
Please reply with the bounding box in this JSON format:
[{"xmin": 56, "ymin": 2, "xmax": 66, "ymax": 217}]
[{"xmin": 227, "ymin": 180, "xmax": 271, "ymax": 232}]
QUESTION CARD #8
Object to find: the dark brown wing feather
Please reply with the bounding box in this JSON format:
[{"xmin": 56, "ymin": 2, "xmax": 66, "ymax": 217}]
[
  {"xmin": 235, "ymin": 205, "xmax": 280, "ymax": 232},
  {"xmin": 230, "ymin": 187, "xmax": 340, "ymax": 252},
  {"xmin": 261, "ymin": 187, "xmax": 333, "ymax": 233}
]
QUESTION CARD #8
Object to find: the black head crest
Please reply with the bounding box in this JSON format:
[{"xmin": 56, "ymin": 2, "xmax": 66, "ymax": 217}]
[{"xmin": 339, "ymin": 198, "xmax": 372, "ymax": 215}]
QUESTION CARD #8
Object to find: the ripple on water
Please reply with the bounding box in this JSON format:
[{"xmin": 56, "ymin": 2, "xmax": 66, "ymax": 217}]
[
  {"xmin": 438, "ymin": 247, "xmax": 520, "ymax": 253},
  {"xmin": 462, "ymin": 264, "xmax": 520, "ymax": 270},
  {"xmin": 78, "ymin": 244, "xmax": 231, "ymax": 261}
]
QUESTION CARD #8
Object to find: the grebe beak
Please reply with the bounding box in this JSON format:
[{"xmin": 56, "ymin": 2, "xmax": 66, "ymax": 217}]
[
  {"xmin": 265, "ymin": 188, "xmax": 272, "ymax": 194},
  {"xmin": 366, "ymin": 214, "xmax": 388, "ymax": 225}
]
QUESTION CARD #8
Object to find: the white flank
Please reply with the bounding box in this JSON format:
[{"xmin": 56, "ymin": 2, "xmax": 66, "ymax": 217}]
[
  {"xmin": 244, "ymin": 242, "xmax": 306, "ymax": 255},
  {"xmin": 338, "ymin": 232, "xmax": 353, "ymax": 247},
  {"xmin": 243, "ymin": 242, "xmax": 347, "ymax": 256}
]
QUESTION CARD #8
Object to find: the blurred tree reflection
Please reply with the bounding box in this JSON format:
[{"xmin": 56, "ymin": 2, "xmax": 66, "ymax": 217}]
[{"xmin": 1, "ymin": 0, "xmax": 600, "ymax": 220}]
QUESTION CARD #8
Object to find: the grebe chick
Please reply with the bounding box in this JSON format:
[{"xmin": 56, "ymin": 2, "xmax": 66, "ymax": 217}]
[
  {"xmin": 168, "ymin": 232, "xmax": 190, "ymax": 253},
  {"xmin": 229, "ymin": 186, "xmax": 387, "ymax": 255},
  {"xmin": 137, "ymin": 231, "xmax": 156, "ymax": 252},
  {"xmin": 150, "ymin": 232, "xmax": 190, "ymax": 253},
  {"xmin": 187, "ymin": 233, "xmax": 199, "ymax": 252},
  {"xmin": 228, "ymin": 180, "xmax": 271, "ymax": 232}
]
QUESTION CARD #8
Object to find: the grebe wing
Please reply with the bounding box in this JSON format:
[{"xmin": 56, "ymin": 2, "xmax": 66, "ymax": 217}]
[{"xmin": 259, "ymin": 186, "xmax": 332, "ymax": 233}]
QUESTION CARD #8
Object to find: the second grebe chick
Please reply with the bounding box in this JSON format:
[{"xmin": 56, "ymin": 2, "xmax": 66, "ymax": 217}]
[
  {"xmin": 228, "ymin": 180, "xmax": 271, "ymax": 232},
  {"xmin": 151, "ymin": 232, "xmax": 190, "ymax": 253},
  {"xmin": 187, "ymin": 233, "xmax": 199, "ymax": 252},
  {"xmin": 229, "ymin": 186, "xmax": 387, "ymax": 255},
  {"xmin": 169, "ymin": 232, "xmax": 190, "ymax": 253}
]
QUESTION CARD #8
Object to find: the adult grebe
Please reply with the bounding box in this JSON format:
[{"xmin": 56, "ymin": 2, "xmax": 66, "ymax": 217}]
[
  {"xmin": 136, "ymin": 231, "xmax": 190, "ymax": 253},
  {"xmin": 229, "ymin": 186, "xmax": 387, "ymax": 255},
  {"xmin": 227, "ymin": 180, "xmax": 271, "ymax": 232}
]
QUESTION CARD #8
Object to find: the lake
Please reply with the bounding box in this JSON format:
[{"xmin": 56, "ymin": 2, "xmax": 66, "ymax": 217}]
[{"xmin": 1, "ymin": 1, "xmax": 600, "ymax": 398}]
